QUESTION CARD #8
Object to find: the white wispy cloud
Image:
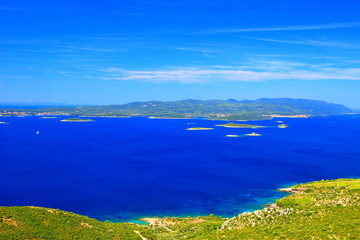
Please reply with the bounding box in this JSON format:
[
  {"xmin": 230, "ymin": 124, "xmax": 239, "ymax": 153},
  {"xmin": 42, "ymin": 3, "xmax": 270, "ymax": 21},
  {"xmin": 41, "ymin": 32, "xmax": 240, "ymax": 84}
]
[
  {"xmin": 0, "ymin": 7, "xmax": 30, "ymax": 11},
  {"xmin": 173, "ymin": 47, "xmax": 217, "ymax": 57},
  {"xmin": 174, "ymin": 47, "xmax": 214, "ymax": 53},
  {"xmin": 0, "ymin": 6, "xmax": 144, "ymax": 16},
  {"xmin": 346, "ymin": 60, "xmax": 360, "ymax": 63},
  {"xmin": 67, "ymin": 46, "xmax": 125, "ymax": 52},
  {"xmin": 198, "ymin": 22, "xmax": 360, "ymax": 34},
  {"xmin": 242, "ymin": 59, "xmax": 307, "ymax": 71},
  {"xmin": 1, "ymin": 75, "xmax": 29, "ymax": 79},
  {"xmin": 247, "ymin": 37, "xmax": 360, "ymax": 49},
  {"xmin": 101, "ymin": 62, "xmax": 360, "ymax": 83}
]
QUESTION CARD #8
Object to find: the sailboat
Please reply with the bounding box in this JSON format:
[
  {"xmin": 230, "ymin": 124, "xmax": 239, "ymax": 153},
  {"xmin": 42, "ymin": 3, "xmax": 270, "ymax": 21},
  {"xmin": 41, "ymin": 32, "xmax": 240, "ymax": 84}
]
[{"xmin": 36, "ymin": 131, "xmax": 40, "ymax": 135}]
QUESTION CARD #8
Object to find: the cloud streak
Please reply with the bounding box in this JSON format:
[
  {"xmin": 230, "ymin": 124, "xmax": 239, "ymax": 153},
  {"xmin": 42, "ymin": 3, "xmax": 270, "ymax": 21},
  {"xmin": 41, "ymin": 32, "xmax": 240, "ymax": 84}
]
[
  {"xmin": 199, "ymin": 22, "xmax": 360, "ymax": 34},
  {"xmin": 173, "ymin": 46, "xmax": 217, "ymax": 57},
  {"xmin": 101, "ymin": 63, "xmax": 360, "ymax": 83},
  {"xmin": 0, "ymin": 7, "xmax": 29, "ymax": 11},
  {"xmin": 247, "ymin": 37, "xmax": 360, "ymax": 49}
]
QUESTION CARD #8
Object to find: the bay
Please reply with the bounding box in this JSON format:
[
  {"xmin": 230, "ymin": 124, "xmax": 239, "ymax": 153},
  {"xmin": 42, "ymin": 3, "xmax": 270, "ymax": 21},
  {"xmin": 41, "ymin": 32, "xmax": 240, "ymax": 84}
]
[{"xmin": 0, "ymin": 115, "xmax": 359, "ymax": 222}]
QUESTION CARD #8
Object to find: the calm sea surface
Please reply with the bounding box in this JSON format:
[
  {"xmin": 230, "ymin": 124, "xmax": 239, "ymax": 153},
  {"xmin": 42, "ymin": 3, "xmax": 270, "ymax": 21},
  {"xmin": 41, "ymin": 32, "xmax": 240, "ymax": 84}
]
[{"xmin": 1, "ymin": 115, "xmax": 359, "ymax": 222}]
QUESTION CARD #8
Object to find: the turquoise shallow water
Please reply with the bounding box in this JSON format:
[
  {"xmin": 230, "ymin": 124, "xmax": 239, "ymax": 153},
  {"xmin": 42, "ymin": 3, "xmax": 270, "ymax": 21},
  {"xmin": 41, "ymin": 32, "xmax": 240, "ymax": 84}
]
[{"xmin": 1, "ymin": 115, "xmax": 360, "ymax": 222}]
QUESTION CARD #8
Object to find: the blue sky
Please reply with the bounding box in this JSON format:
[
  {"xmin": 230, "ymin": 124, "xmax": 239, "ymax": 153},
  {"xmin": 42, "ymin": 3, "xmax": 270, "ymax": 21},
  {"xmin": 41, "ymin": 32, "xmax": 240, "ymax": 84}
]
[{"xmin": 1, "ymin": 0, "xmax": 360, "ymax": 108}]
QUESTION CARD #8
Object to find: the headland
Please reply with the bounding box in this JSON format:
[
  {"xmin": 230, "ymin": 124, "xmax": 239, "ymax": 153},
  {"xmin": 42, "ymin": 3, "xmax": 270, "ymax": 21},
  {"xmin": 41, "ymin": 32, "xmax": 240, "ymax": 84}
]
[{"xmin": 1, "ymin": 178, "xmax": 358, "ymax": 239}]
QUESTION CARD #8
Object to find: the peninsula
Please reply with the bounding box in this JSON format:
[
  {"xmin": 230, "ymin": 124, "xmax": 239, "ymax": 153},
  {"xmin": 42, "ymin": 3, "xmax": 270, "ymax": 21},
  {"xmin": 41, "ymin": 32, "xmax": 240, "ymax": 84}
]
[{"xmin": 0, "ymin": 178, "xmax": 358, "ymax": 239}]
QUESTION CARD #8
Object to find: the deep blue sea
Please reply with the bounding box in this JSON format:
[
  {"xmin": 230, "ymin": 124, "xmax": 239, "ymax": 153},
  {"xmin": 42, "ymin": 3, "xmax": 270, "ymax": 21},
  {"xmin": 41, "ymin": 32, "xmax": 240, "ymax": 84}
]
[{"xmin": 1, "ymin": 115, "xmax": 360, "ymax": 223}]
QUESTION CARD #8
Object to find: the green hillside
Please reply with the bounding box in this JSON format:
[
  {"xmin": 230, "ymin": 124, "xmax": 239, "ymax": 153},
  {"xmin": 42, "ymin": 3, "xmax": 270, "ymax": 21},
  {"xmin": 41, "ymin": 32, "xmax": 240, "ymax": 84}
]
[
  {"xmin": 0, "ymin": 206, "xmax": 157, "ymax": 240},
  {"xmin": 1, "ymin": 178, "xmax": 359, "ymax": 239}
]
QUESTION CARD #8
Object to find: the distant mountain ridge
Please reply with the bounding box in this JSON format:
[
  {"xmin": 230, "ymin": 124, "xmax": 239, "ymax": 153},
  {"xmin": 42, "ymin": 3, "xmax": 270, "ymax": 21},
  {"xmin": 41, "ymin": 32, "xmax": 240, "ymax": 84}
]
[{"xmin": 0, "ymin": 98, "xmax": 354, "ymax": 120}]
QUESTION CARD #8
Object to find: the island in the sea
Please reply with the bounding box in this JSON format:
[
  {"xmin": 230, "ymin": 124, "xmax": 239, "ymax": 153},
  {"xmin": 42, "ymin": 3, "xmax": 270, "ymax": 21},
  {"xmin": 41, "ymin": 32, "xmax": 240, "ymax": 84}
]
[
  {"xmin": 278, "ymin": 123, "xmax": 289, "ymax": 128},
  {"xmin": 245, "ymin": 132, "xmax": 262, "ymax": 136},
  {"xmin": 0, "ymin": 98, "xmax": 354, "ymax": 120},
  {"xmin": 0, "ymin": 178, "xmax": 358, "ymax": 239},
  {"xmin": 216, "ymin": 122, "xmax": 265, "ymax": 128},
  {"xmin": 186, "ymin": 127, "xmax": 214, "ymax": 130},
  {"xmin": 0, "ymin": 121, "xmax": 6, "ymax": 124},
  {"xmin": 60, "ymin": 117, "xmax": 94, "ymax": 122}
]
